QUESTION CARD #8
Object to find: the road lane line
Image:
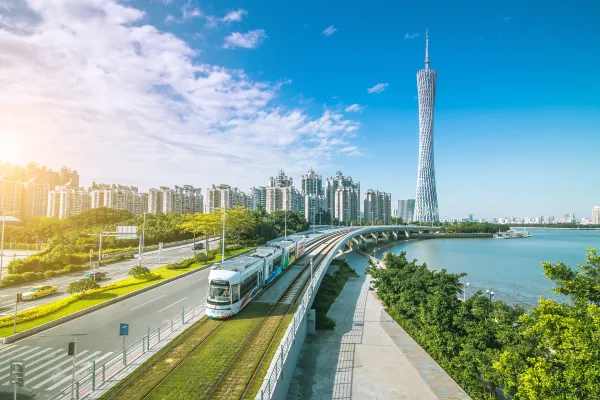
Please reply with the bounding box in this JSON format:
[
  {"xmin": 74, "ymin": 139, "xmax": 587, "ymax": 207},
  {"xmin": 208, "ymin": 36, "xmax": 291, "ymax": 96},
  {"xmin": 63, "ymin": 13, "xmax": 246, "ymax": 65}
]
[
  {"xmin": 158, "ymin": 296, "xmax": 189, "ymax": 313},
  {"xmin": 46, "ymin": 351, "xmax": 113, "ymax": 391},
  {"xmin": 0, "ymin": 347, "xmax": 39, "ymax": 365},
  {"xmin": 130, "ymin": 294, "xmax": 165, "ymax": 311},
  {"xmin": 32, "ymin": 350, "xmax": 101, "ymax": 389}
]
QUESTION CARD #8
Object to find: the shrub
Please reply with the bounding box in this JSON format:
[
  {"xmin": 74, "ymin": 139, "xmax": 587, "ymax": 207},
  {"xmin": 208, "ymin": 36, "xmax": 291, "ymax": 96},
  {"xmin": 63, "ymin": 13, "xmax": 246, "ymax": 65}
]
[
  {"xmin": 22, "ymin": 272, "xmax": 38, "ymax": 282},
  {"xmin": 194, "ymin": 252, "xmax": 216, "ymax": 263},
  {"xmin": 1, "ymin": 274, "xmax": 26, "ymax": 286},
  {"xmin": 225, "ymin": 244, "xmax": 243, "ymax": 252},
  {"xmin": 44, "ymin": 271, "xmax": 57, "ymax": 279},
  {"xmin": 35, "ymin": 272, "xmax": 45, "ymax": 280},
  {"xmin": 67, "ymin": 279, "xmax": 100, "ymax": 296},
  {"xmin": 128, "ymin": 266, "xmax": 151, "ymax": 279},
  {"xmin": 63, "ymin": 264, "xmax": 88, "ymax": 273}
]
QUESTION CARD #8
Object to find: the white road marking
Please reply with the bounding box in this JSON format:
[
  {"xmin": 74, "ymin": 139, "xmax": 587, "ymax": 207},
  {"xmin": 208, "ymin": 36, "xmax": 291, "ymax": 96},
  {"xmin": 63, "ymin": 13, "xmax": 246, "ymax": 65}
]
[
  {"xmin": 0, "ymin": 346, "xmax": 39, "ymax": 366},
  {"xmin": 22, "ymin": 347, "xmax": 56, "ymax": 361},
  {"xmin": 46, "ymin": 351, "xmax": 113, "ymax": 391},
  {"xmin": 0, "ymin": 345, "xmax": 29, "ymax": 359},
  {"xmin": 0, "ymin": 345, "xmax": 15, "ymax": 357},
  {"xmin": 131, "ymin": 294, "xmax": 165, "ymax": 311},
  {"xmin": 31, "ymin": 350, "xmax": 101, "ymax": 389},
  {"xmin": 158, "ymin": 296, "xmax": 189, "ymax": 313}
]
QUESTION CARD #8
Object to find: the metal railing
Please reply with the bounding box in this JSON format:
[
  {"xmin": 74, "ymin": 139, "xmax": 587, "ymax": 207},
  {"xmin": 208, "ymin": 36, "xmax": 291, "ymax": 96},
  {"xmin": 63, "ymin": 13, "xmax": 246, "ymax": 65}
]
[
  {"xmin": 49, "ymin": 300, "xmax": 207, "ymax": 400},
  {"xmin": 256, "ymin": 233, "xmax": 344, "ymax": 400}
]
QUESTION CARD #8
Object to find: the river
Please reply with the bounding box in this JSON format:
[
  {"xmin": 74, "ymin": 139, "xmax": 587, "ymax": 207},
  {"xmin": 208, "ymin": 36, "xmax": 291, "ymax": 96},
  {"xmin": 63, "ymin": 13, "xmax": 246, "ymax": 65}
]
[{"xmin": 371, "ymin": 229, "xmax": 600, "ymax": 308}]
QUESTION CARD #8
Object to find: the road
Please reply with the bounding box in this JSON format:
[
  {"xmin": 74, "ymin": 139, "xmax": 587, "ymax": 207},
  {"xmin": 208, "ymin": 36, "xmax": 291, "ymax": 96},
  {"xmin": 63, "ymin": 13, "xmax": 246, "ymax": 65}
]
[
  {"xmin": 0, "ymin": 232, "xmax": 334, "ymax": 398},
  {"xmin": 0, "ymin": 238, "xmax": 220, "ymax": 317}
]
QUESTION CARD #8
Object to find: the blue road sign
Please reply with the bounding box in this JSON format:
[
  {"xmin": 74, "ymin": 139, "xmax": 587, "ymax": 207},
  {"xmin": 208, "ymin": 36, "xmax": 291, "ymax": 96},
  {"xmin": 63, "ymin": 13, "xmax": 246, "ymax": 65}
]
[{"xmin": 119, "ymin": 323, "xmax": 129, "ymax": 336}]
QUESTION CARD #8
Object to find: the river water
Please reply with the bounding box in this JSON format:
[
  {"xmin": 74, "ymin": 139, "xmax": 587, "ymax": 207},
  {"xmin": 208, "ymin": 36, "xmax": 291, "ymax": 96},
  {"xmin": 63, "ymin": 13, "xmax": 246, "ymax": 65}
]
[{"xmin": 371, "ymin": 229, "xmax": 600, "ymax": 308}]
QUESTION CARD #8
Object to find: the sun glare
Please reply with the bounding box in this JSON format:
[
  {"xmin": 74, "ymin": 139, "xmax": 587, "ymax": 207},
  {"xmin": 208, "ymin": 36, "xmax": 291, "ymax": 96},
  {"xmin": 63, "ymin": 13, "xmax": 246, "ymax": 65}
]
[{"xmin": 0, "ymin": 135, "xmax": 22, "ymax": 163}]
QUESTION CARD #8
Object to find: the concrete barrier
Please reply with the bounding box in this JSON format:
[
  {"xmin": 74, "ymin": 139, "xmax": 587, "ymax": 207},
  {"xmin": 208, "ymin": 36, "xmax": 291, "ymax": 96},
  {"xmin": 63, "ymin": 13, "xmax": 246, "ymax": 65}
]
[{"xmin": 0, "ymin": 248, "xmax": 254, "ymax": 344}]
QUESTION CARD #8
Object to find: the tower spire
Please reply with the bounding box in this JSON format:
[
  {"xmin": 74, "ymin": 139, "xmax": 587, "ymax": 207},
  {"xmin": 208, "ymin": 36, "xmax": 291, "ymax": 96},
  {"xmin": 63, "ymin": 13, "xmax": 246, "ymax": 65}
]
[{"xmin": 425, "ymin": 28, "xmax": 430, "ymax": 69}]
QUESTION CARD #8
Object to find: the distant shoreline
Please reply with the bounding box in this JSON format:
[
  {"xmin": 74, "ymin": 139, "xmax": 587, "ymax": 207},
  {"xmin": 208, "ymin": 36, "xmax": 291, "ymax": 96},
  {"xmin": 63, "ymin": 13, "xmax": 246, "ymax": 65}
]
[{"xmin": 509, "ymin": 226, "xmax": 600, "ymax": 230}]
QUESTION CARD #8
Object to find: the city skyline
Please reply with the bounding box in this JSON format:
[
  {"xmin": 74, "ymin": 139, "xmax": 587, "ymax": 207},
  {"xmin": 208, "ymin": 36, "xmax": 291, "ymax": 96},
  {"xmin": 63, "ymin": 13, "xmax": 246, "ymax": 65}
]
[{"xmin": 1, "ymin": 1, "xmax": 598, "ymax": 219}]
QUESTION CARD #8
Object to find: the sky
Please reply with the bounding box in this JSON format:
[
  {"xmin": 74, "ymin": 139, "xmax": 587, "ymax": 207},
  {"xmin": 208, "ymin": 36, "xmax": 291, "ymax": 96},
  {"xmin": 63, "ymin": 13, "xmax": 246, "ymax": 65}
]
[{"xmin": 0, "ymin": 0, "xmax": 599, "ymax": 220}]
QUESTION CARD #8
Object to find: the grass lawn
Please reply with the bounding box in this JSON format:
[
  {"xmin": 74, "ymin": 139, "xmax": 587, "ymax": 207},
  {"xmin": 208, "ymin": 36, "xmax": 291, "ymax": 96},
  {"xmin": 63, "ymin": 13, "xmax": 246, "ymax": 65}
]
[
  {"xmin": 146, "ymin": 302, "xmax": 271, "ymax": 399},
  {"xmin": 0, "ymin": 247, "xmax": 252, "ymax": 338},
  {"xmin": 312, "ymin": 260, "xmax": 359, "ymax": 330},
  {"xmin": 102, "ymin": 317, "xmax": 222, "ymax": 400}
]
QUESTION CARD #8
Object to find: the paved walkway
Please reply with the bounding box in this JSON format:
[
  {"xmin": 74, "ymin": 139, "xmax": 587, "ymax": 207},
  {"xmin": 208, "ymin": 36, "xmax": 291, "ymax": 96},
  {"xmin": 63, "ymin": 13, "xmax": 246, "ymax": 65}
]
[{"xmin": 287, "ymin": 252, "xmax": 471, "ymax": 400}]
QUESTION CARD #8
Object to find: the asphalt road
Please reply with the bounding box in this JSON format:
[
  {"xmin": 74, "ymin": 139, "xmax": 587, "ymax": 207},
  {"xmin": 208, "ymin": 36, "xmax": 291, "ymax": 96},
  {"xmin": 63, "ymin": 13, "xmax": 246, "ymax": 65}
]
[{"xmin": 0, "ymin": 238, "xmax": 220, "ymax": 316}]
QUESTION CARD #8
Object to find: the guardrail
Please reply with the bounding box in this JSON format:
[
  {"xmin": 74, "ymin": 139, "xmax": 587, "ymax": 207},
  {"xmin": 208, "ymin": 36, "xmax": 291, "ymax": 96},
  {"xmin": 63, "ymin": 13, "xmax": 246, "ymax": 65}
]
[
  {"xmin": 256, "ymin": 230, "xmax": 353, "ymax": 400},
  {"xmin": 49, "ymin": 299, "xmax": 207, "ymax": 400}
]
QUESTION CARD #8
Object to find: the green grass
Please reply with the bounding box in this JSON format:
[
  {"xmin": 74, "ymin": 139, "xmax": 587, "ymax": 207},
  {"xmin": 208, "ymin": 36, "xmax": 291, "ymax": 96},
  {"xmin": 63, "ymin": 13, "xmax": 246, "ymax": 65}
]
[
  {"xmin": 312, "ymin": 260, "xmax": 360, "ymax": 330},
  {"xmin": 146, "ymin": 302, "xmax": 271, "ymax": 399},
  {"xmin": 0, "ymin": 247, "xmax": 252, "ymax": 338},
  {"xmin": 101, "ymin": 317, "xmax": 221, "ymax": 400}
]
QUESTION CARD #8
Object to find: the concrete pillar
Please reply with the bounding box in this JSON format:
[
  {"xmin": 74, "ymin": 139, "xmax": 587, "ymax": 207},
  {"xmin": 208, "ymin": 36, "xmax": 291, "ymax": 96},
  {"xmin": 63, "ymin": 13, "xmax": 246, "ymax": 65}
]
[
  {"xmin": 307, "ymin": 309, "xmax": 316, "ymax": 334},
  {"xmin": 405, "ymin": 230, "xmax": 410, "ymax": 239}
]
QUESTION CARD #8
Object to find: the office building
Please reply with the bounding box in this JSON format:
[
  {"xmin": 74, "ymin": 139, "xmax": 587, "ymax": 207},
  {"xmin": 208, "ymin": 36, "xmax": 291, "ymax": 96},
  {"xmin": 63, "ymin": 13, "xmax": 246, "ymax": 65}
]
[
  {"xmin": 364, "ymin": 189, "xmax": 392, "ymax": 223},
  {"xmin": 398, "ymin": 199, "xmax": 415, "ymax": 223},
  {"xmin": 593, "ymin": 206, "xmax": 600, "ymax": 225},
  {"xmin": 325, "ymin": 170, "xmax": 360, "ymax": 222},
  {"xmin": 414, "ymin": 29, "xmax": 440, "ymax": 223}
]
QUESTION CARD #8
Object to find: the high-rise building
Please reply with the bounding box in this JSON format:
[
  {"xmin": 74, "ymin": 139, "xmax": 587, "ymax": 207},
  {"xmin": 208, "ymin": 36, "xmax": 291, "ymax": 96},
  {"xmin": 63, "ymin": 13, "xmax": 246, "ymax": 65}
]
[
  {"xmin": 173, "ymin": 185, "xmax": 203, "ymax": 214},
  {"xmin": 364, "ymin": 189, "xmax": 392, "ymax": 223},
  {"xmin": 334, "ymin": 186, "xmax": 360, "ymax": 223},
  {"xmin": 414, "ymin": 29, "xmax": 439, "ymax": 223},
  {"xmin": 305, "ymin": 194, "xmax": 326, "ymax": 224},
  {"xmin": 265, "ymin": 170, "xmax": 304, "ymax": 214},
  {"xmin": 47, "ymin": 185, "xmax": 91, "ymax": 219},
  {"xmin": 0, "ymin": 177, "xmax": 23, "ymax": 218},
  {"xmin": 301, "ymin": 167, "xmax": 323, "ymax": 196},
  {"xmin": 592, "ymin": 206, "xmax": 600, "ymax": 225},
  {"xmin": 21, "ymin": 178, "xmax": 49, "ymax": 218},
  {"xmin": 325, "ymin": 170, "xmax": 360, "ymax": 222},
  {"xmin": 133, "ymin": 193, "xmax": 149, "ymax": 215},
  {"xmin": 398, "ymin": 199, "xmax": 415, "ymax": 223},
  {"xmin": 250, "ymin": 187, "xmax": 267, "ymax": 210},
  {"xmin": 392, "ymin": 208, "xmax": 398, "ymax": 218},
  {"xmin": 205, "ymin": 184, "xmax": 250, "ymax": 213}
]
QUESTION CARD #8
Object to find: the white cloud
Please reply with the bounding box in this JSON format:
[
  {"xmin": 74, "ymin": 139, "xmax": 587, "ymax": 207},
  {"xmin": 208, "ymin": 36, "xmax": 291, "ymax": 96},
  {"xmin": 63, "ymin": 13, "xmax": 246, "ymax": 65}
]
[
  {"xmin": 322, "ymin": 25, "xmax": 337, "ymax": 37},
  {"xmin": 222, "ymin": 9, "xmax": 246, "ymax": 23},
  {"xmin": 367, "ymin": 83, "xmax": 389, "ymax": 94},
  {"xmin": 339, "ymin": 146, "xmax": 361, "ymax": 156},
  {"xmin": 223, "ymin": 29, "xmax": 267, "ymax": 49},
  {"xmin": 404, "ymin": 32, "xmax": 419, "ymax": 40},
  {"xmin": 164, "ymin": 0, "xmax": 202, "ymax": 24},
  {"xmin": 344, "ymin": 104, "xmax": 365, "ymax": 113},
  {"xmin": 0, "ymin": 1, "xmax": 360, "ymax": 189}
]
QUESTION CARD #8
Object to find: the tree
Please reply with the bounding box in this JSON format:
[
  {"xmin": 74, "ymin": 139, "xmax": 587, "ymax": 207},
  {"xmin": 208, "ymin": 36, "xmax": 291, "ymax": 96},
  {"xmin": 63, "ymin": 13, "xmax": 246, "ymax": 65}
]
[
  {"xmin": 67, "ymin": 278, "xmax": 100, "ymax": 296},
  {"xmin": 542, "ymin": 248, "xmax": 600, "ymax": 305}
]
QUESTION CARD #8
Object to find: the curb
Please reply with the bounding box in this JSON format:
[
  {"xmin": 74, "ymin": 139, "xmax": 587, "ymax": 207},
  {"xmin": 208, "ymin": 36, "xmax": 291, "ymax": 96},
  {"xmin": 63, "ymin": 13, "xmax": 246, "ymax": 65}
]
[{"xmin": 0, "ymin": 248, "xmax": 254, "ymax": 344}]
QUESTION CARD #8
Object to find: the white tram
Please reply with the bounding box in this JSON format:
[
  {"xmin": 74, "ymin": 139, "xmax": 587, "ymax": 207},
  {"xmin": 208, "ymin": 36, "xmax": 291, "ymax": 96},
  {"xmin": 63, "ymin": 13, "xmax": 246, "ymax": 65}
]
[{"xmin": 206, "ymin": 235, "xmax": 308, "ymax": 319}]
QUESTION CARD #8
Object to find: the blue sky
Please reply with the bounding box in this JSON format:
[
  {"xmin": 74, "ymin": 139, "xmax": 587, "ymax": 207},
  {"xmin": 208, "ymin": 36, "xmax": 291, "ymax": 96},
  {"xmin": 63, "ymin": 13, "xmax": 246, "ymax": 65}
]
[{"xmin": 1, "ymin": 0, "xmax": 598, "ymax": 219}]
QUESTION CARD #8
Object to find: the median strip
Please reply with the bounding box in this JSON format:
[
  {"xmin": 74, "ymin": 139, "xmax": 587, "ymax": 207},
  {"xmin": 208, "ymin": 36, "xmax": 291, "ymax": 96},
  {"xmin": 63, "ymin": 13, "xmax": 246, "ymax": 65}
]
[{"xmin": 0, "ymin": 247, "xmax": 252, "ymax": 342}]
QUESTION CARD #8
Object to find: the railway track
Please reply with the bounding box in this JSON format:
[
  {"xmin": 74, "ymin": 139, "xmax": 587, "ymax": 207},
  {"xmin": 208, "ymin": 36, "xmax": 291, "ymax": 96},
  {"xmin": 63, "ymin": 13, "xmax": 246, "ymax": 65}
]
[
  {"xmin": 206, "ymin": 229, "xmax": 351, "ymax": 399},
  {"xmin": 105, "ymin": 229, "xmax": 352, "ymax": 400}
]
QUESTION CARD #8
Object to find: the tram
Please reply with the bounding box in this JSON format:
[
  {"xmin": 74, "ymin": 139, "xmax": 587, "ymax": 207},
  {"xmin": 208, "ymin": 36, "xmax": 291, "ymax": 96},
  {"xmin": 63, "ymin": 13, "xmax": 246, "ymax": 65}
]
[{"xmin": 206, "ymin": 236, "xmax": 307, "ymax": 319}]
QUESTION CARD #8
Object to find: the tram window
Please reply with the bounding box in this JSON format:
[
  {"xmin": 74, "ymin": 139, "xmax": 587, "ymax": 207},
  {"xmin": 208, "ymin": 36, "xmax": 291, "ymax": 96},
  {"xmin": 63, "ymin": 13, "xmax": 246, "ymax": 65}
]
[
  {"xmin": 273, "ymin": 255, "xmax": 282, "ymax": 266},
  {"xmin": 232, "ymin": 284, "xmax": 240, "ymax": 302},
  {"xmin": 241, "ymin": 272, "xmax": 258, "ymax": 297}
]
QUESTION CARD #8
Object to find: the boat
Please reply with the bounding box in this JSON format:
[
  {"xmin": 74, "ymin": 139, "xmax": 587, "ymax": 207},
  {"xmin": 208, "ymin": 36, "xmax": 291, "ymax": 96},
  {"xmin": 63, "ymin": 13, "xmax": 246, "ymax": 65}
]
[{"xmin": 493, "ymin": 228, "xmax": 532, "ymax": 239}]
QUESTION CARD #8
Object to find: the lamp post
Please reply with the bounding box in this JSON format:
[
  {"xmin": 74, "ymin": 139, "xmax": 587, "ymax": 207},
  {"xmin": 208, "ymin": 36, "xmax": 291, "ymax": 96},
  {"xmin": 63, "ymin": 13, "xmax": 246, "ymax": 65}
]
[
  {"xmin": 221, "ymin": 205, "xmax": 226, "ymax": 263},
  {"xmin": 486, "ymin": 289, "xmax": 495, "ymax": 301},
  {"xmin": 284, "ymin": 208, "xmax": 287, "ymax": 240},
  {"xmin": 463, "ymin": 282, "xmax": 470, "ymax": 302},
  {"xmin": 138, "ymin": 212, "xmax": 146, "ymax": 267}
]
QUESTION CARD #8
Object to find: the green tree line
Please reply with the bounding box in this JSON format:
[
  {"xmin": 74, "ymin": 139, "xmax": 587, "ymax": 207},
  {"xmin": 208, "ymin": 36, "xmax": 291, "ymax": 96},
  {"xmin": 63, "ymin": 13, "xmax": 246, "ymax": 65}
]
[
  {"xmin": 3, "ymin": 206, "xmax": 308, "ymax": 284},
  {"xmin": 439, "ymin": 222, "xmax": 510, "ymax": 234},
  {"xmin": 367, "ymin": 249, "xmax": 600, "ymax": 399}
]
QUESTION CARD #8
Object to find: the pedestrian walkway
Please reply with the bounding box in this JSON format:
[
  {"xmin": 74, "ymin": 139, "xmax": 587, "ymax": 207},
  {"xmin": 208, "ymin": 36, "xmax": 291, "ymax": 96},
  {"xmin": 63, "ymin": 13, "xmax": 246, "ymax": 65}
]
[
  {"xmin": 287, "ymin": 252, "xmax": 471, "ymax": 400},
  {"xmin": 0, "ymin": 343, "xmax": 114, "ymax": 397}
]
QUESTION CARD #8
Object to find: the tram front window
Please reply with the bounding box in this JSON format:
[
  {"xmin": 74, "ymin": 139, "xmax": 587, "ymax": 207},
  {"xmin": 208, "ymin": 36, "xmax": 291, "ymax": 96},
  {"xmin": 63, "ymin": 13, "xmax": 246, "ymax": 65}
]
[{"xmin": 208, "ymin": 283, "xmax": 232, "ymax": 305}]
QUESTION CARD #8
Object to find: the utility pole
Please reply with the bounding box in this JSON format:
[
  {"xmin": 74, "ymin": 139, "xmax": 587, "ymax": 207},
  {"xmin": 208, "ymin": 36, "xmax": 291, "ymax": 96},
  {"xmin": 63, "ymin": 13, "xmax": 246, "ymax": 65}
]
[
  {"xmin": 221, "ymin": 205, "xmax": 226, "ymax": 263},
  {"xmin": 69, "ymin": 338, "xmax": 78, "ymax": 400},
  {"xmin": 0, "ymin": 211, "xmax": 19, "ymax": 282},
  {"xmin": 138, "ymin": 212, "xmax": 146, "ymax": 267},
  {"xmin": 284, "ymin": 208, "xmax": 287, "ymax": 240}
]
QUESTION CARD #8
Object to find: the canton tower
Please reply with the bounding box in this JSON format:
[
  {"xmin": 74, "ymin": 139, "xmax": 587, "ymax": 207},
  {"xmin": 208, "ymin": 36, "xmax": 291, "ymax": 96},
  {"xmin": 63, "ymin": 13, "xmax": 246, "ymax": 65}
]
[{"xmin": 414, "ymin": 29, "xmax": 439, "ymax": 222}]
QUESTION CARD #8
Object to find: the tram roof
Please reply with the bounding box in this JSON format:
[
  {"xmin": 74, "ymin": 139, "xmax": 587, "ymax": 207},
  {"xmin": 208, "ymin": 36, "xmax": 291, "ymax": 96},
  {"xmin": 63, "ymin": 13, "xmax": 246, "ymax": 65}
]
[{"xmin": 215, "ymin": 255, "xmax": 263, "ymax": 272}]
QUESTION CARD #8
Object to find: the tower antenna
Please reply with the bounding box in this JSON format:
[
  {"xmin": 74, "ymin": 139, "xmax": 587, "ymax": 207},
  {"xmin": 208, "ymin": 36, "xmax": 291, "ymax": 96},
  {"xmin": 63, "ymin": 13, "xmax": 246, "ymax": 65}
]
[{"xmin": 425, "ymin": 28, "xmax": 430, "ymax": 69}]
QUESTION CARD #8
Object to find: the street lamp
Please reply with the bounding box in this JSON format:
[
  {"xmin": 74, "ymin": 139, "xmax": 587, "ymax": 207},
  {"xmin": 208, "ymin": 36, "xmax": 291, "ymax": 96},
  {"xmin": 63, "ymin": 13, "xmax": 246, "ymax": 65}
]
[
  {"xmin": 284, "ymin": 208, "xmax": 287, "ymax": 240},
  {"xmin": 221, "ymin": 205, "xmax": 226, "ymax": 263},
  {"xmin": 486, "ymin": 289, "xmax": 495, "ymax": 301},
  {"xmin": 0, "ymin": 211, "xmax": 21, "ymax": 282},
  {"xmin": 138, "ymin": 212, "xmax": 146, "ymax": 267},
  {"xmin": 463, "ymin": 282, "xmax": 470, "ymax": 302}
]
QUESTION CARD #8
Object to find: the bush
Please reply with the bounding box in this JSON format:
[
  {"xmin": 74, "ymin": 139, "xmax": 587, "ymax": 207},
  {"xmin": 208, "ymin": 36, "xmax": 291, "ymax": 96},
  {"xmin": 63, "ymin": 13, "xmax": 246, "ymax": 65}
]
[
  {"xmin": 1, "ymin": 274, "xmax": 26, "ymax": 286},
  {"xmin": 22, "ymin": 272, "xmax": 38, "ymax": 282},
  {"xmin": 35, "ymin": 272, "xmax": 45, "ymax": 280},
  {"xmin": 128, "ymin": 266, "xmax": 151, "ymax": 279},
  {"xmin": 67, "ymin": 279, "xmax": 100, "ymax": 296},
  {"xmin": 225, "ymin": 244, "xmax": 243, "ymax": 252},
  {"xmin": 63, "ymin": 264, "xmax": 88, "ymax": 273},
  {"xmin": 44, "ymin": 271, "xmax": 57, "ymax": 279}
]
